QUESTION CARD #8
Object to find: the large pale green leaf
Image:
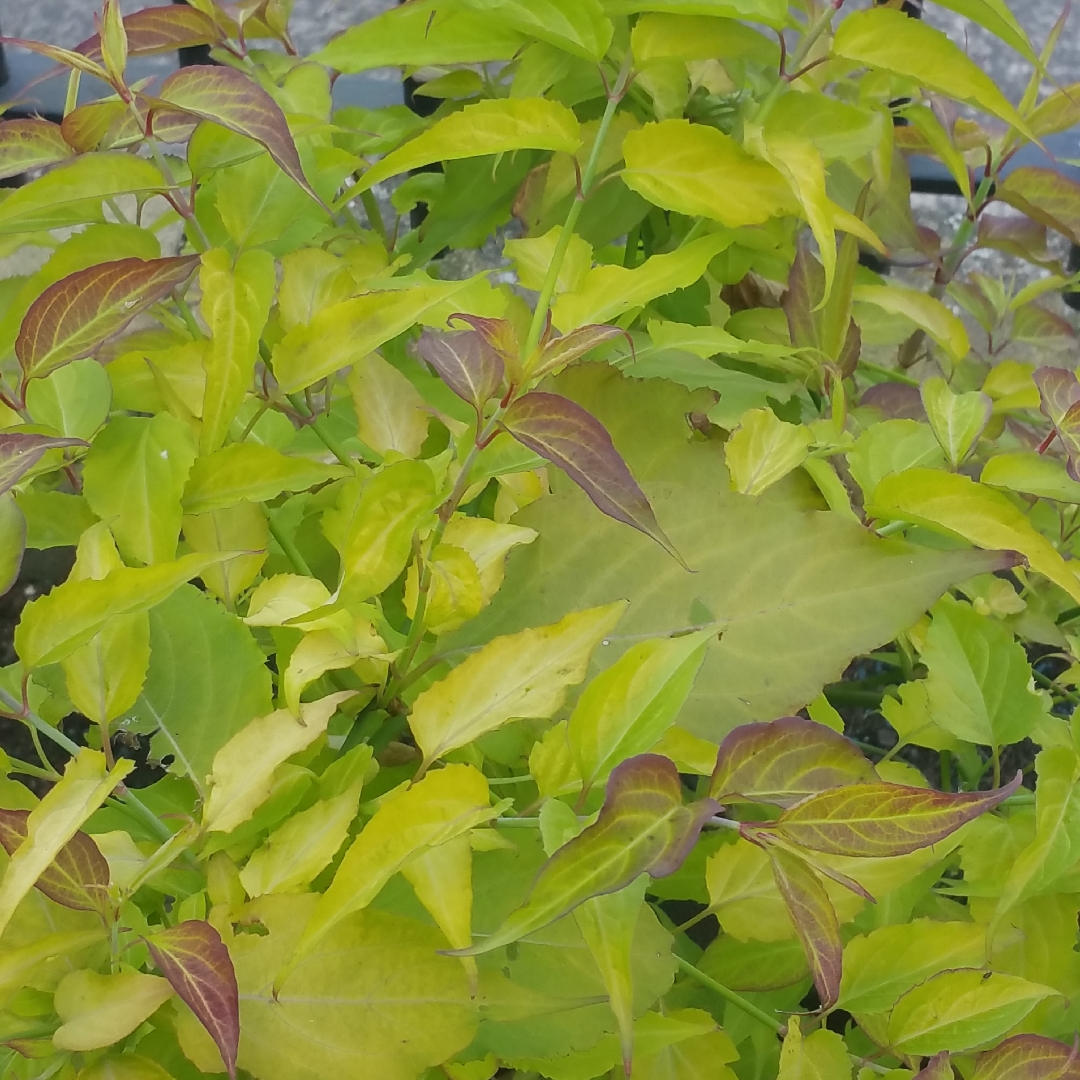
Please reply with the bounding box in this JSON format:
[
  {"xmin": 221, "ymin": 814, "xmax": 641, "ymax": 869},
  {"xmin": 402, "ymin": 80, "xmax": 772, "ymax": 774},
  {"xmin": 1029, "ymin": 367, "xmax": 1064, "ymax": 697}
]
[
  {"xmin": 601, "ymin": 0, "xmax": 787, "ymax": 30},
  {"xmin": 128, "ymin": 586, "xmax": 274, "ymax": 786},
  {"xmin": 458, "ymin": 0, "xmax": 612, "ymax": 60},
  {"xmin": 452, "ymin": 368, "xmax": 1015, "ymax": 739},
  {"xmin": 922, "ymin": 0, "xmax": 1037, "ymax": 65},
  {"xmin": 630, "ymin": 14, "xmax": 778, "ymax": 65},
  {"xmin": 234, "ymin": 895, "xmax": 478, "ymax": 1080},
  {"xmin": 776, "ymin": 1017, "xmax": 850, "ymax": 1080}
]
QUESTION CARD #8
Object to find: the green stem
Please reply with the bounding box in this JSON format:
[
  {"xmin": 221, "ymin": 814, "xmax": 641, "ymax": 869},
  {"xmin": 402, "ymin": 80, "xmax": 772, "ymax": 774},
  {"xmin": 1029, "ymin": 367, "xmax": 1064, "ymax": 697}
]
[
  {"xmin": 522, "ymin": 53, "xmax": 634, "ymax": 360},
  {"xmin": 4, "ymin": 755, "xmax": 59, "ymax": 781},
  {"xmin": 359, "ymin": 189, "xmax": 388, "ymax": 244},
  {"xmin": 857, "ymin": 359, "xmax": 920, "ymax": 387},
  {"xmin": 268, "ymin": 515, "xmax": 313, "ymax": 576},
  {"xmin": 285, "ymin": 392, "xmax": 359, "ymax": 470},
  {"xmin": 1033, "ymin": 669, "xmax": 1080, "ymax": 705},
  {"xmin": 175, "ymin": 293, "xmax": 204, "ymax": 341},
  {"xmin": 145, "ymin": 135, "xmax": 211, "ymax": 254},
  {"xmin": 675, "ymin": 957, "xmax": 787, "ymax": 1037}
]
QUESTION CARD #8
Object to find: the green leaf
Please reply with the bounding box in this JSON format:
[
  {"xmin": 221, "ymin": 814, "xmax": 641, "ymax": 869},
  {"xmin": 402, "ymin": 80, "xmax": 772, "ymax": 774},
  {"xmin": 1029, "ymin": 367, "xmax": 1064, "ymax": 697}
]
[
  {"xmin": 0, "ymin": 495, "xmax": 25, "ymax": 597},
  {"xmin": 981, "ymin": 451, "xmax": 1080, "ymax": 503},
  {"xmin": 777, "ymin": 1016, "xmax": 851, "ymax": 1080},
  {"xmin": 146, "ymin": 921, "xmax": 239, "ymax": 1080},
  {"xmin": 838, "ymin": 919, "xmax": 988, "ymax": 1016},
  {"xmin": 198, "ymin": 247, "xmax": 276, "ymax": 455},
  {"xmin": 622, "ymin": 120, "xmax": 796, "ymax": 228},
  {"xmin": 832, "ymin": 7, "xmax": 1030, "ymax": 135},
  {"xmin": 281, "ymin": 764, "xmax": 496, "ymax": 984},
  {"xmin": 62, "ymin": 608, "xmax": 150, "ymax": 727},
  {"xmin": 184, "ymin": 501, "xmax": 268, "ymax": 607},
  {"xmin": 15, "ymin": 551, "xmax": 233, "ymax": 669},
  {"xmin": 921, "ymin": 377, "xmax": 991, "ymax": 467},
  {"xmin": 409, "ymin": 602, "xmax": 625, "ymax": 769},
  {"xmin": 458, "ymin": 0, "xmax": 612, "ymax": 60},
  {"xmin": 453, "ymin": 754, "xmax": 718, "ymax": 955},
  {"xmin": 502, "ymin": 392, "xmax": 680, "ymax": 561},
  {"xmin": 52, "ymin": 968, "xmax": 174, "ymax": 1052},
  {"xmin": 567, "ymin": 629, "xmax": 711, "ymax": 795},
  {"xmin": 630, "ymin": 14, "xmax": 778, "ymax": 65},
  {"xmin": 853, "ymin": 284, "xmax": 970, "ymax": 361},
  {"xmin": 710, "ymin": 717, "xmax": 876, "ymax": 807},
  {"xmin": 724, "ymin": 407, "xmax": 813, "ymax": 496},
  {"xmin": 83, "ymin": 414, "xmax": 196, "ymax": 566},
  {"xmin": 235, "ymin": 896, "xmax": 477, "ymax": 1080},
  {"xmin": 922, "ymin": 595, "xmax": 1047, "ymax": 747},
  {"xmin": 25, "ymin": 357, "xmax": 112, "ymax": 441},
  {"xmin": 351, "ymin": 98, "xmax": 580, "ymax": 195},
  {"xmin": 129, "ymin": 585, "xmax": 274, "ymax": 785},
  {"xmin": 602, "ymin": 0, "xmax": 787, "ymax": 29},
  {"xmin": 996, "ymin": 166, "xmax": 1080, "ymax": 245},
  {"xmin": 867, "ymin": 468, "xmax": 1080, "ymax": 604},
  {"xmin": 886, "ymin": 969, "xmax": 1057, "ymax": 1056},
  {"xmin": 158, "ymin": 65, "xmax": 320, "ymax": 205},
  {"xmin": 0, "ymin": 154, "xmax": 165, "ymax": 235},
  {"xmin": 348, "ymin": 353, "xmax": 430, "ymax": 458},
  {"xmin": 930, "ymin": 0, "xmax": 1037, "ymax": 64},
  {"xmin": 0, "ymin": 119, "xmax": 73, "ymax": 181},
  {"xmin": 846, "ymin": 420, "xmax": 945, "ymax": 499},
  {"xmin": 182, "ymin": 444, "xmax": 345, "ymax": 515}
]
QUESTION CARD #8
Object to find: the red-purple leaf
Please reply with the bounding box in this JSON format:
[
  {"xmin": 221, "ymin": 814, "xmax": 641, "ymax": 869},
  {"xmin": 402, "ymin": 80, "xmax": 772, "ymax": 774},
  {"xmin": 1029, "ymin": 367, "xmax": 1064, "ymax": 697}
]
[
  {"xmin": 997, "ymin": 166, "xmax": 1080, "ymax": 245},
  {"xmin": 416, "ymin": 330, "xmax": 505, "ymax": 415},
  {"xmin": 767, "ymin": 845, "xmax": 842, "ymax": 1010},
  {"xmin": 157, "ymin": 65, "xmax": 320, "ymax": 206},
  {"xmin": 76, "ymin": 5, "xmax": 223, "ymax": 58},
  {"xmin": 0, "ymin": 434, "xmax": 86, "ymax": 496},
  {"xmin": 972, "ymin": 1034, "xmax": 1080, "ymax": 1080},
  {"xmin": 447, "ymin": 313, "xmax": 520, "ymax": 364},
  {"xmin": 710, "ymin": 717, "xmax": 877, "ymax": 807},
  {"xmin": 755, "ymin": 772, "xmax": 1022, "ymax": 858},
  {"xmin": 916, "ymin": 1052, "xmax": 954, "ymax": 1080},
  {"xmin": 530, "ymin": 324, "xmax": 631, "ymax": 382},
  {"xmin": 501, "ymin": 391, "xmax": 683, "ymax": 564},
  {"xmin": 1033, "ymin": 367, "xmax": 1080, "ymax": 480},
  {"xmin": 0, "ymin": 120, "xmax": 73, "ymax": 180},
  {"xmin": 16, "ymin": 256, "xmax": 200, "ymax": 386},
  {"xmin": 147, "ymin": 921, "xmax": 239, "ymax": 1080},
  {"xmin": 0, "ymin": 809, "xmax": 112, "ymax": 920},
  {"xmin": 60, "ymin": 98, "xmax": 196, "ymax": 154}
]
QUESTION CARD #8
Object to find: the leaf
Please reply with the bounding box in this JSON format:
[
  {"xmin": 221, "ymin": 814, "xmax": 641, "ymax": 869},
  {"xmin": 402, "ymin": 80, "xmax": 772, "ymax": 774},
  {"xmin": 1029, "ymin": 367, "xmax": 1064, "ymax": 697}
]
[
  {"xmin": 997, "ymin": 167, "xmax": 1080, "ymax": 245},
  {"xmin": 930, "ymin": 0, "xmax": 1038, "ymax": 63},
  {"xmin": 77, "ymin": 1055, "xmax": 177, "ymax": 1080},
  {"xmin": 83, "ymin": 414, "xmax": 196, "ymax": 566},
  {"xmin": 922, "ymin": 595, "xmax": 1047, "ymax": 747},
  {"xmin": 333, "ymin": 460, "xmax": 437, "ymax": 603},
  {"xmin": 0, "ymin": 749, "xmax": 131, "ymax": 941},
  {"xmin": 529, "ymin": 325, "xmax": 629, "ymax": 383},
  {"xmin": 502, "ymin": 392, "xmax": 679, "ymax": 561},
  {"xmin": 867, "ymin": 468, "xmax": 1080, "ymax": 603},
  {"xmin": 767, "ymin": 846, "xmax": 842, "ymax": 1010},
  {"xmin": 198, "ymin": 248, "xmax": 275, "ymax": 455},
  {"xmin": 777, "ymin": 1016, "xmax": 850, "ymax": 1080},
  {"xmin": 886, "ymin": 969, "xmax": 1057, "ymax": 1056},
  {"xmin": 0, "ymin": 154, "xmax": 165, "ymax": 236},
  {"xmin": 981, "ymin": 451, "xmax": 1080, "ymax": 503},
  {"xmin": 182, "ymin": 444, "xmax": 345, "ymax": 515},
  {"xmin": 130, "ymin": 585, "xmax": 274, "ymax": 784},
  {"xmin": 853, "ymin": 284, "xmax": 970, "ymax": 361},
  {"xmin": 272, "ymin": 279, "xmax": 485, "ymax": 395},
  {"xmin": 453, "ymin": 755, "xmax": 718, "ymax": 956},
  {"xmin": 62, "ymin": 609, "xmax": 150, "ymax": 728},
  {"xmin": 460, "ymin": 0, "xmax": 612, "ymax": 60},
  {"xmin": 184, "ymin": 501, "xmax": 268, "ymax": 606},
  {"xmin": 146, "ymin": 921, "xmax": 239, "ymax": 1080},
  {"xmin": 409, "ymin": 602, "xmax": 625, "ymax": 769},
  {"xmin": 971, "ymin": 1034, "xmax": 1080, "ymax": 1080},
  {"xmin": 15, "ymin": 551, "xmax": 232, "ymax": 669},
  {"xmin": 15, "ymin": 256, "xmax": 199, "ymax": 389},
  {"xmin": 846, "ymin": 420, "xmax": 944, "ymax": 499},
  {"xmin": 347, "ymin": 353, "xmax": 429, "ymax": 459},
  {"xmin": 710, "ymin": 717, "xmax": 877, "ymax": 807},
  {"xmin": 25, "ymin": 356, "xmax": 112, "ymax": 441},
  {"xmin": 452, "ymin": 367, "xmax": 1024, "ymax": 738},
  {"xmin": 833, "ymin": 7, "xmax": 1030, "ymax": 134},
  {"xmin": 158, "ymin": 65, "xmax": 318, "ymax": 205},
  {"xmin": 53, "ymin": 968, "xmax": 173, "ymax": 1052},
  {"xmin": 0, "ymin": 433, "xmax": 85, "ymax": 496},
  {"xmin": 281, "ymin": 764, "xmax": 496, "ymax": 984},
  {"xmin": 567, "ymin": 629, "xmax": 711, "ymax": 795},
  {"xmin": 0, "ymin": 494, "xmax": 24, "ymax": 597},
  {"xmin": 202, "ymin": 692, "xmax": 353, "ymax": 834},
  {"xmin": 0, "ymin": 120, "xmax": 72, "ymax": 181},
  {"xmin": 838, "ymin": 919, "xmax": 988, "ymax": 1016},
  {"xmin": 921, "ymin": 377, "xmax": 992, "ymax": 467},
  {"xmin": 403, "ymin": 543, "xmax": 484, "ymax": 636},
  {"xmin": 0, "ymin": 810, "xmax": 111, "ymax": 919},
  {"xmin": 416, "ymin": 330, "xmax": 505, "ymax": 415},
  {"xmin": 622, "ymin": 119, "xmax": 796, "ymax": 227},
  {"xmin": 76, "ymin": 3, "xmax": 222, "ymax": 57},
  {"xmin": 631, "ymin": 13, "xmax": 778, "ymax": 65},
  {"xmin": 351, "ymin": 98, "xmax": 579, "ymax": 195},
  {"xmin": 752, "ymin": 773, "xmax": 1021, "ymax": 857},
  {"xmin": 725, "ymin": 408, "xmax": 813, "ymax": 497}
]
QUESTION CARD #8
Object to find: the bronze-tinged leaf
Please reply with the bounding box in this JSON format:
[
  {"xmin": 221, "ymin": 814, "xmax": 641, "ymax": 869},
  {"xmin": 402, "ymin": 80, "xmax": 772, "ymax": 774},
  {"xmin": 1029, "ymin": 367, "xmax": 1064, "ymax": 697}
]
[
  {"xmin": 451, "ymin": 754, "xmax": 718, "ymax": 956},
  {"xmin": 972, "ymin": 1034, "xmax": 1080, "ymax": 1080},
  {"xmin": 756, "ymin": 773, "xmax": 1022, "ymax": 857},
  {"xmin": 16, "ymin": 256, "xmax": 200, "ymax": 387},
  {"xmin": 0, "ymin": 433, "xmax": 86, "ymax": 496},
  {"xmin": 916, "ymin": 1052, "xmax": 954, "ymax": 1080},
  {"xmin": 416, "ymin": 330, "xmax": 505, "ymax": 415},
  {"xmin": 0, "ymin": 119, "xmax": 73, "ymax": 180},
  {"xmin": 997, "ymin": 166, "xmax": 1080, "ymax": 245},
  {"xmin": 157, "ymin": 65, "xmax": 320, "ymax": 205},
  {"xmin": 76, "ymin": 4, "xmax": 223, "ymax": 58},
  {"xmin": 529, "ymin": 324, "xmax": 631, "ymax": 382},
  {"xmin": 1033, "ymin": 368, "xmax": 1080, "ymax": 480},
  {"xmin": 0, "ymin": 809, "xmax": 112, "ymax": 920},
  {"xmin": 767, "ymin": 845, "xmax": 842, "ymax": 1010},
  {"xmin": 501, "ymin": 391, "xmax": 683, "ymax": 564},
  {"xmin": 0, "ymin": 37, "xmax": 110, "ymax": 81},
  {"xmin": 447, "ymin": 313, "xmax": 519, "ymax": 364},
  {"xmin": 60, "ymin": 98, "xmax": 196, "ymax": 154},
  {"xmin": 147, "ymin": 921, "xmax": 239, "ymax": 1080},
  {"xmin": 710, "ymin": 717, "xmax": 877, "ymax": 807}
]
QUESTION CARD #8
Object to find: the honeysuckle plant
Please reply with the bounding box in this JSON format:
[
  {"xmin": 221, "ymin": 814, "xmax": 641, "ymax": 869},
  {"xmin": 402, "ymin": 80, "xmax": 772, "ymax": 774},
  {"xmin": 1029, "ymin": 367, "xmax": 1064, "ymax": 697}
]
[{"xmin": 0, "ymin": 0, "xmax": 1080, "ymax": 1078}]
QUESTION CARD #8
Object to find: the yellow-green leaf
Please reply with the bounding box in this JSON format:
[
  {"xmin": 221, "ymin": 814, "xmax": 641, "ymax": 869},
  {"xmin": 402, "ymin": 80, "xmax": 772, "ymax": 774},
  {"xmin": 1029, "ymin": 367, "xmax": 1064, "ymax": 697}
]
[
  {"xmin": 853, "ymin": 284, "xmax": 970, "ymax": 360},
  {"xmin": 53, "ymin": 968, "xmax": 173, "ymax": 1051},
  {"xmin": 725, "ymin": 408, "xmax": 813, "ymax": 496},
  {"xmin": 777, "ymin": 1017, "xmax": 851, "ymax": 1080}
]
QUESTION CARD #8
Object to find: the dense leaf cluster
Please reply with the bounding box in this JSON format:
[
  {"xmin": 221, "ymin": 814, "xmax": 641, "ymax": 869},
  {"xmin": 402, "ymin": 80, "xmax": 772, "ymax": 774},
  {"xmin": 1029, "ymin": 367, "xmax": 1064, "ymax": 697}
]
[{"xmin": 0, "ymin": 1, "xmax": 1079, "ymax": 1079}]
